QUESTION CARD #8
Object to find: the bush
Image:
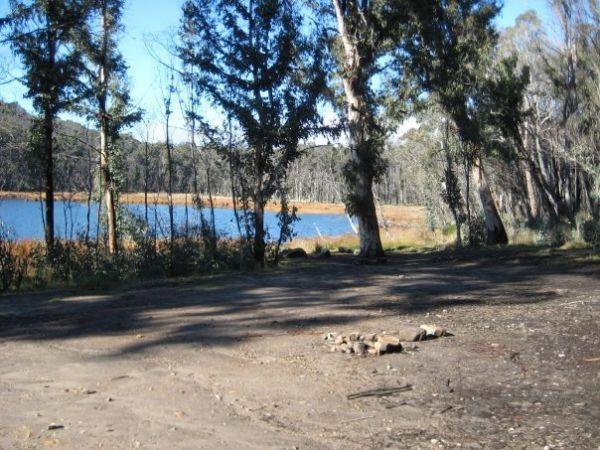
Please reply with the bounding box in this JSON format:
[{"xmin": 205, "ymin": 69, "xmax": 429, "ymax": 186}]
[
  {"xmin": 582, "ymin": 218, "xmax": 600, "ymax": 249},
  {"xmin": 0, "ymin": 226, "xmax": 26, "ymax": 292},
  {"xmin": 467, "ymin": 216, "xmax": 486, "ymax": 247},
  {"xmin": 535, "ymin": 222, "xmax": 570, "ymax": 248},
  {"xmin": 0, "ymin": 210, "xmax": 261, "ymax": 293}
]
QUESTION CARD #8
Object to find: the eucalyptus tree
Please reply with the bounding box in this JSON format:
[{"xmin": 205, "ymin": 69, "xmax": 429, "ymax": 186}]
[
  {"xmin": 317, "ymin": 0, "xmax": 410, "ymax": 260},
  {"xmin": 178, "ymin": 0, "xmax": 329, "ymax": 265},
  {"xmin": 76, "ymin": 0, "xmax": 141, "ymax": 254},
  {"xmin": 402, "ymin": 0, "xmax": 511, "ymax": 245},
  {"xmin": 545, "ymin": 0, "xmax": 600, "ymax": 221},
  {"xmin": 1, "ymin": 0, "xmax": 89, "ymax": 249}
]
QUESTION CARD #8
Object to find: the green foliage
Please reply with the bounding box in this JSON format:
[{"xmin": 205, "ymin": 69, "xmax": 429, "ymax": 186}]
[
  {"xmin": 467, "ymin": 216, "xmax": 486, "ymax": 247},
  {"xmin": 581, "ymin": 218, "xmax": 600, "ymax": 250},
  {"xmin": 535, "ymin": 222, "xmax": 570, "ymax": 248},
  {"xmin": 1, "ymin": 0, "xmax": 88, "ymax": 115},
  {"xmin": 179, "ymin": 0, "xmax": 329, "ymax": 263},
  {"xmin": 11, "ymin": 232, "xmax": 251, "ymax": 292},
  {"xmin": 0, "ymin": 224, "xmax": 26, "ymax": 292}
]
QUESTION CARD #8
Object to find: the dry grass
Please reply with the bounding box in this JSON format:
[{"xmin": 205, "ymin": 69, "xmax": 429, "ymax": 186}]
[{"xmin": 289, "ymin": 204, "xmax": 452, "ymax": 252}]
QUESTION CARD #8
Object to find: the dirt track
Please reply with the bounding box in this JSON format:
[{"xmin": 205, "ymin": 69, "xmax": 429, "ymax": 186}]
[{"xmin": 1, "ymin": 248, "xmax": 599, "ymax": 449}]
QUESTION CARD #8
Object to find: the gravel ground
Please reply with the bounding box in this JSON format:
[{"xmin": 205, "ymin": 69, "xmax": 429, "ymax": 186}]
[{"xmin": 0, "ymin": 247, "xmax": 598, "ymax": 449}]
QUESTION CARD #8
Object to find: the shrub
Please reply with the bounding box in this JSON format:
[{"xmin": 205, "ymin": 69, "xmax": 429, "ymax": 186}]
[
  {"xmin": 535, "ymin": 222, "xmax": 570, "ymax": 248},
  {"xmin": 466, "ymin": 216, "xmax": 486, "ymax": 247},
  {"xmin": 0, "ymin": 225, "xmax": 26, "ymax": 292},
  {"xmin": 582, "ymin": 218, "xmax": 600, "ymax": 249}
]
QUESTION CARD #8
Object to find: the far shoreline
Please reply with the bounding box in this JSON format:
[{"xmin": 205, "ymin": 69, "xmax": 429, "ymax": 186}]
[
  {"xmin": 0, "ymin": 191, "xmax": 425, "ymax": 223},
  {"xmin": 0, "ymin": 190, "xmax": 349, "ymax": 215}
]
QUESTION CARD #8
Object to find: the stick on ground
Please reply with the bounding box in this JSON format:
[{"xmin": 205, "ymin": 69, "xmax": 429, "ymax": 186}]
[{"xmin": 347, "ymin": 384, "xmax": 413, "ymax": 400}]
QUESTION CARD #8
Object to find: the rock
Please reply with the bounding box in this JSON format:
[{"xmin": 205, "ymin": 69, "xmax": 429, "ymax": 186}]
[
  {"xmin": 361, "ymin": 333, "xmax": 376, "ymax": 342},
  {"xmin": 353, "ymin": 249, "xmax": 361, "ymax": 256},
  {"xmin": 374, "ymin": 341, "xmax": 387, "ymax": 355},
  {"xmin": 48, "ymin": 424, "xmax": 64, "ymax": 430},
  {"xmin": 377, "ymin": 335, "xmax": 401, "ymax": 346},
  {"xmin": 397, "ymin": 326, "xmax": 426, "ymax": 342},
  {"xmin": 420, "ymin": 324, "xmax": 446, "ymax": 338},
  {"xmin": 334, "ymin": 335, "xmax": 346, "ymax": 345},
  {"xmin": 282, "ymin": 248, "xmax": 308, "ymax": 258},
  {"xmin": 323, "ymin": 332, "xmax": 337, "ymax": 341},
  {"xmin": 374, "ymin": 335, "xmax": 403, "ymax": 355},
  {"xmin": 347, "ymin": 332, "xmax": 360, "ymax": 342},
  {"xmin": 352, "ymin": 342, "xmax": 367, "ymax": 355}
]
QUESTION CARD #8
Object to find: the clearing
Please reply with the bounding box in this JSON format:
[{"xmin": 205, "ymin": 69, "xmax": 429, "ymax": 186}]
[{"xmin": 0, "ymin": 248, "xmax": 599, "ymax": 449}]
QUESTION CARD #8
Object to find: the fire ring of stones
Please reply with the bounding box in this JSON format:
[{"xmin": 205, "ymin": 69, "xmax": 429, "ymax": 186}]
[{"xmin": 323, "ymin": 324, "xmax": 447, "ymax": 356}]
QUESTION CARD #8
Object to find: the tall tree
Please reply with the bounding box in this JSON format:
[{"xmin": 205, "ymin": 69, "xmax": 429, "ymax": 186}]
[
  {"xmin": 403, "ymin": 0, "xmax": 510, "ymax": 245},
  {"xmin": 325, "ymin": 0, "xmax": 400, "ymax": 260},
  {"xmin": 179, "ymin": 0, "xmax": 328, "ymax": 265},
  {"xmin": 77, "ymin": 0, "xmax": 141, "ymax": 254},
  {"xmin": 1, "ymin": 0, "xmax": 88, "ymax": 249}
]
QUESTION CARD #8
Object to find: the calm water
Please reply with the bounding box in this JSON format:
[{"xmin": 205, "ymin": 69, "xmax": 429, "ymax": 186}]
[{"xmin": 0, "ymin": 198, "xmax": 355, "ymax": 241}]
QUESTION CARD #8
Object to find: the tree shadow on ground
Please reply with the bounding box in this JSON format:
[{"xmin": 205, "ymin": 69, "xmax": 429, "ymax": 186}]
[{"xmin": 0, "ymin": 247, "xmax": 598, "ymax": 356}]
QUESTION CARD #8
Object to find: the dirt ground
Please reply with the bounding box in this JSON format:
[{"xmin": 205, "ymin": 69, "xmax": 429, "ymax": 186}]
[{"xmin": 1, "ymin": 248, "xmax": 599, "ymax": 449}]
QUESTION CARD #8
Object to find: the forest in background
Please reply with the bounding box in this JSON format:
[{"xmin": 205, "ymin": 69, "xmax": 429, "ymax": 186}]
[{"xmin": 0, "ymin": 0, "xmax": 598, "ymax": 292}]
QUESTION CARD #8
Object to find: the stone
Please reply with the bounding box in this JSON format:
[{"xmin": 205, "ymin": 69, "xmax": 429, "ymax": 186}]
[
  {"xmin": 352, "ymin": 342, "xmax": 367, "ymax": 355},
  {"xmin": 334, "ymin": 335, "xmax": 346, "ymax": 345},
  {"xmin": 374, "ymin": 341, "xmax": 387, "ymax": 355},
  {"xmin": 420, "ymin": 324, "xmax": 446, "ymax": 338},
  {"xmin": 397, "ymin": 326, "xmax": 426, "ymax": 342},
  {"xmin": 374, "ymin": 341, "xmax": 401, "ymax": 355},
  {"xmin": 353, "ymin": 249, "xmax": 360, "ymax": 256},
  {"xmin": 283, "ymin": 248, "xmax": 308, "ymax": 258},
  {"xmin": 361, "ymin": 333, "xmax": 376, "ymax": 342},
  {"xmin": 374, "ymin": 336, "xmax": 402, "ymax": 355},
  {"xmin": 347, "ymin": 332, "xmax": 360, "ymax": 342},
  {"xmin": 323, "ymin": 332, "xmax": 337, "ymax": 341},
  {"xmin": 377, "ymin": 335, "xmax": 401, "ymax": 346}
]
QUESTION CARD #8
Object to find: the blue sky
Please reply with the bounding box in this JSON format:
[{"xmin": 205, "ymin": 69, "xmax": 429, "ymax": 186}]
[{"xmin": 0, "ymin": 0, "xmax": 552, "ymax": 142}]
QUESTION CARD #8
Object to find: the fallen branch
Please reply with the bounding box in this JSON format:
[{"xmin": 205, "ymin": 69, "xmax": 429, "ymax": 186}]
[
  {"xmin": 340, "ymin": 415, "xmax": 375, "ymax": 424},
  {"xmin": 347, "ymin": 384, "xmax": 413, "ymax": 400}
]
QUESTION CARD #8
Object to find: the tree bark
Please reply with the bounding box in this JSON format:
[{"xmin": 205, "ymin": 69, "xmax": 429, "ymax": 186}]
[
  {"xmin": 253, "ymin": 199, "xmax": 266, "ymax": 267},
  {"xmin": 523, "ymin": 160, "xmax": 540, "ymax": 223},
  {"xmin": 472, "ymin": 159, "xmax": 508, "ymax": 245},
  {"xmin": 332, "ymin": 0, "xmax": 384, "ymax": 260},
  {"xmin": 42, "ymin": 109, "xmax": 55, "ymax": 250},
  {"xmin": 165, "ymin": 105, "xmax": 175, "ymax": 255},
  {"xmin": 99, "ymin": 1, "xmax": 118, "ymax": 254},
  {"xmin": 42, "ymin": 0, "xmax": 57, "ymax": 250}
]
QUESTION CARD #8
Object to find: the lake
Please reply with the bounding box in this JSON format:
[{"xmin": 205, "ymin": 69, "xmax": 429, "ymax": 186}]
[{"xmin": 0, "ymin": 198, "xmax": 355, "ymax": 241}]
